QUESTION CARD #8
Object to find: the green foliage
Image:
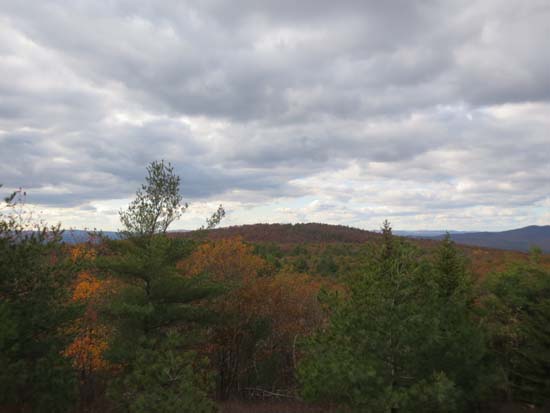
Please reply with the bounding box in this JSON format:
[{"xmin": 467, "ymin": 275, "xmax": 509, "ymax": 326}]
[
  {"xmin": 98, "ymin": 233, "xmax": 221, "ymax": 410},
  {"xmin": 99, "ymin": 236, "xmax": 220, "ymax": 362},
  {"xmin": 299, "ymin": 223, "xmax": 485, "ymax": 412},
  {"xmin": 107, "ymin": 163, "xmax": 225, "ymax": 410},
  {"xmin": 430, "ymin": 234, "xmax": 487, "ymax": 403},
  {"xmin": 293, "ymin": 255, "xmax": 309, "ymax": 273},
  {"xmin": 109, "ymin": 333, "xmax": 216, "ymax": 413},
  {"xmin": 529, "ymin": 245, "xmax": 542, "ymax": 264},
  {"xmin": 482, "ymin": 261, "xmax": 550, "ymax": 406},
  {"xmin": 120, "ymin": 160, "xmax": 188, "ymax": 236},
  {"xmin": 0, "ymin": 191, "xmax": 81, "ymax": 412},
  {"xmin": 435, "ymin": 234, "xmax": 470, "ymax": 298},
  {"xmin": 292, "ymin": 244, "xmax": 308, "ymax": 256},
  {"xmin": 253, "ymin": 242, "xmax": 283, "ymax": 274},
  {"xmin": 315, "ymin": 251, "xmax": 339, "ymax": 277}
]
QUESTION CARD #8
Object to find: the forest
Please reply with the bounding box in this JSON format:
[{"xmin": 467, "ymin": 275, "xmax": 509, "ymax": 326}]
[{"xmin": 1, "ymin": 161, "xmax": 549, "ymax": 413}]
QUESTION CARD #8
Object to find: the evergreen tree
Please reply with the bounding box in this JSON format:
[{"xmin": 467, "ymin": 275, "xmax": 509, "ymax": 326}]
[
  {"xmin": 300, "ymin": 222, "xmax": 462, "ymax": 412},
  {"xmin": 0, "ymin": 188, "xmax": 81, "ymax": 412},
  {"xmin": 430, "ymin": 234, "xmax": 487, "ymax": 405},
  {"xmin": 482, "ymin": 261, "xmax": 550, "ymax": 406},
  {"xmin": 434, "ymin": 234, "xmax": 470, "ymax": 298},
  {"xmin": 293, "ymin": 255, "xmax": 309, "ymax": 273},
  {"xmin": 101, "ymin": 164, "xmax": 223, "ymax": 411},
  {"xmin": 98, "ymin": 236, "xmax": 219, "ymax": 361},
  {"xmin": 119, "ymin": 160, "xmax": 188, "ymax": 236},
  {"xmin": 98, "ymin": 234, "xmax": 220, "ymax": 411},
  {"xmin": 299, "ymin": 223, "xmax": 488, "ymax": 412},
  {"xmin": 113, "ymin": 333, "xmax": 216, "ymax": 413},
  {"xmin": 316, "ymin": 251, "xmax": 339, "ymax": 277}
]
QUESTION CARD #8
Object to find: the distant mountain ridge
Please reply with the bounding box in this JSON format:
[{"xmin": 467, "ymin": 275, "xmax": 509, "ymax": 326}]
[
  {"xmin": 60, "ymin": 229, "xmax": 120, "ymax": 243},
  {"xmin": 430, "ymin": 225, "xmax": 550, "ymax": 253},
  {"xmin": 394, "ymin": 230, "xmax": 469, "ymax": 237}
]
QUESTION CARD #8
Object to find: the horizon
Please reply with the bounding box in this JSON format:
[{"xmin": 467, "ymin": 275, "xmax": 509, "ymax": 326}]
[
  {"xmin": 1, "ymin": 1, "xmax": 549, "ymax": 231},
  {"xmin": 58, "ymin": 222, "xmax": 550, "ymax": 235}
]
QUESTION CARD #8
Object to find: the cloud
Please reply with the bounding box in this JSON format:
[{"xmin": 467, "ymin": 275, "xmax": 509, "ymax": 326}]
[{"xmin": 0, "ymin": 0, "xmax": 549, "ymax": 230}]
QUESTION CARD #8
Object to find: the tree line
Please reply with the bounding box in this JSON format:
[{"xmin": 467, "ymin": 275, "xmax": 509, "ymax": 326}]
[{"xmin": 1, "ymin": 163, "xmax": 549, "ymax": 412}]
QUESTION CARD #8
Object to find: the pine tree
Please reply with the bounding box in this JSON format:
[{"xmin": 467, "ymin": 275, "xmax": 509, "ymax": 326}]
[
  {"xmin": 119, "ymin": 160, "xmax": 188, "ymax": 237},
  {"xmin": 434, "ymin": 234, "xmax": 470, "ymax": 298},
  {"xmin": 99, "ymin": 236, "xmax": 218, "ymax": 357},
  {"xmin": 430, "ymin": 234, "xmax": 487, "ymax": 405},
  {"xmin": 114, "ymin": 333, "xmax": 216, "ymax": 413},
  {"xmin": 100, "ymin": 163, "xmax": 223, "ymax": 411},
  {"xmin": 299, "ymin": 222, "xmax": 463, "ymax": 412},
  {"xmin": 482, "ymin": 261, "xmax": 550, "ymax": 406},
  {"xmin": 316, "ymin": 250, "xmax": 339, "ymax": 277},
  {"xmin": 0, "ymin": 188, "xmax": 81, "ymax": 412}
]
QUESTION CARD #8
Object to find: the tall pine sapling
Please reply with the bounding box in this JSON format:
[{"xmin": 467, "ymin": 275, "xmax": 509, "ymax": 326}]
[
  {"xmin": 102, "ymin": 164, "xmax": 224, "ymax": 411},
  {"xmin": 430, "ymin": 234, "xmax": 487, "ymax": 406},
  {"xmin": 119, "ymin": 160, "xmax": 188, "ymax": 237}
]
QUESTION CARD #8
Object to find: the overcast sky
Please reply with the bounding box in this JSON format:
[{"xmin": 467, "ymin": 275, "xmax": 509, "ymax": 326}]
[{"xmin": 1, "ymin": 0, "xmax": 549, "ymax": 231}]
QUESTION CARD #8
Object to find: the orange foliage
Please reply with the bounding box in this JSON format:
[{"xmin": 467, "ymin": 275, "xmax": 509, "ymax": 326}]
[
  {"xmin": 64, "ymin": 325, "xmax": 110, "ymax": 373},
  {"xmin": 181, "ymin": 238, "xmax": 325, "ymax": 395},
  {"xmin": 179, "ymin": 237, "xmax": 268, "ymax": 282},
  {"xmin": 181, "ymin": 238, "xmax": 324, "ymax": 340},
  {"xmin": 72, "ymin": 271, "xmax": 102, "ymax": 302},
  {"xmin": 70, "ymin": 243, "xmax": 96, "ymax": 262},
  {"xmin": 64, "ymin": 245, "xmax": 111, "ymax": 375},
  {"xmin": 258, "ymin": 273, "xmax": 323, "ymax": 341}
]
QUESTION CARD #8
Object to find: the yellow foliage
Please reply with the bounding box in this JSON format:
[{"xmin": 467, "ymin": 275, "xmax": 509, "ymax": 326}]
[
  {"xmin": 70, "ymin": 244, "xmax": 96, "ymax": 262},
  {"xmin": 179, "ymin": 237, "xmax": 268, "ymax": 282},
  {"xmin": 64, "ymin": 244, "xmax": 111, "ymax": 374},
  {"xmin": 64, "ymin": 326, "xmax": 110, "ymax": 372},
  {"xmin": 72, "ymin": 271, "xmax": 102, "ymax": 301}
]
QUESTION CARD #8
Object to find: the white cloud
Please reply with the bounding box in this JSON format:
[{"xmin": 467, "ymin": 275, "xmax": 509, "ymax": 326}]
[{"xmin": 0, "ymin": 0, "xmax": 549, "ymax": 230}]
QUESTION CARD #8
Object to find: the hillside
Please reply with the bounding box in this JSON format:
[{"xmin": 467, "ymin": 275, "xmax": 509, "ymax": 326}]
[
  {"xmin": 61, "ymin": 223, "xmax": 550, "ymax": 278},
  {"xmin": 173, "ymin": 223, "xmax": 550, "ymax": 279},
  {"xmin": 172, "ymin": 223, "xmax": 381, "ymax": 244},
  {"xmin": 62, "ymin": 224, "xmax": 550, "ymax": 254}
]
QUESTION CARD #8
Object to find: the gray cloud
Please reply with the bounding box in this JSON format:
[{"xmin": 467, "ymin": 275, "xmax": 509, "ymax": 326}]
[{"xmin": 0, "ymin": 0, "xmax": 549, "ymax": 229}]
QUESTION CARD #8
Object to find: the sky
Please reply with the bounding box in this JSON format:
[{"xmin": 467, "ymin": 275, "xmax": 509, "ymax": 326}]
[{"xmin": 0, "ymin": 0, "xmax": 549, "ymax": 232}]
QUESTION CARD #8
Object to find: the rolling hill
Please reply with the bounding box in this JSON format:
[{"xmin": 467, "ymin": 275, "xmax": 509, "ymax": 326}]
[
  {"xmin": 172, "ymin": 223, "xmax": 381, "ymax": 244},
  {"xmin": 174, "ymin": 223, "xmax": 550, "ymax": 252},
  {"xmin": 60, "ymin": 224, "xmax": 550, "ymax": 254},
  {"xmin": 172, "ymin": 223, "xmax": 550, "ymax": 278}
]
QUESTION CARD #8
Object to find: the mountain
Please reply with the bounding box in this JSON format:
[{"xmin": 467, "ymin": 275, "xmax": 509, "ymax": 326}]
[
  {"xmin": 430, "ymin": 225, "xmax": 550, "ymax": 253},
  {"xmin": 61, "ymin": 229, "xmax": 120, "ymax": 244},
  {"xmin": 394, "ymin": 230, "xmax": 469, "ymax": 237}
]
